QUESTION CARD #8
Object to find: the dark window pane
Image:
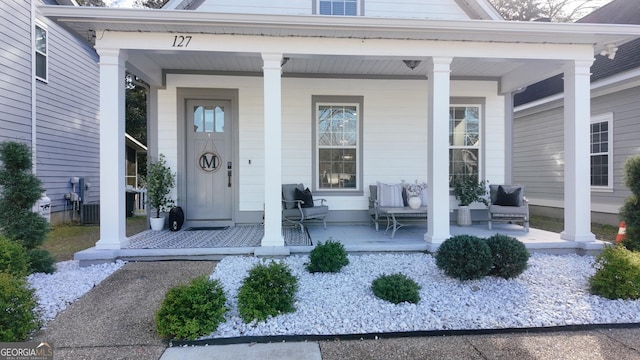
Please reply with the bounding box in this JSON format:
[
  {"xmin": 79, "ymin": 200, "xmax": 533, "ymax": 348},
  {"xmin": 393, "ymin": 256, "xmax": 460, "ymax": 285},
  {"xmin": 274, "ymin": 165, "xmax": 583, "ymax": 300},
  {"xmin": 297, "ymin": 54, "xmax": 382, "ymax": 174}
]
[
  {"xmin": 319, "ymin": 148, "xmax": 356, "ymax": 189},
  {"xmin": 590, "ymin": 154, "xmax": 608, "ymax": 186},
  {"xmin": 449, "ymin": 149, "xmax": 479, "ymax": 187},
  {"xmin": 319, "ymin": 1, "xmax": 331, "ymax": 14},
  {"xmin": 345, "ymin": 1, "xmax": 357, "ymax": 15},
  {"xmin": 36, "ymin": 53, "xmax": 46, "ymax": 80}
]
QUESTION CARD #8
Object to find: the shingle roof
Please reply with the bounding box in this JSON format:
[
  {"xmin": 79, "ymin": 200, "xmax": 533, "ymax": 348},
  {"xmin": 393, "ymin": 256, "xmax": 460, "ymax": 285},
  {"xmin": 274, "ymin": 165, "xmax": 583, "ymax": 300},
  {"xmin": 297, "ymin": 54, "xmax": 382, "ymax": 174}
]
[{"xmin": 514, "ymin": 0, "xmax": 640, "ymax": 106}]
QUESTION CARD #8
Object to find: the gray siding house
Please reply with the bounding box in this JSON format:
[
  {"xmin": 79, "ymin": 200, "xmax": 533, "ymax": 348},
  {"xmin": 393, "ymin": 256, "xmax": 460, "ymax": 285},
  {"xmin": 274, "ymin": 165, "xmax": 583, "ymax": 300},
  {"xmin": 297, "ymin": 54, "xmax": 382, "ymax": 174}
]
[
  {"xmin": 0, "ymin": 0, "xmax": 100, "ymax": 224},
  {"xmin": 513, "ymin": 0, "xmax": 640, "ymax": 226}
]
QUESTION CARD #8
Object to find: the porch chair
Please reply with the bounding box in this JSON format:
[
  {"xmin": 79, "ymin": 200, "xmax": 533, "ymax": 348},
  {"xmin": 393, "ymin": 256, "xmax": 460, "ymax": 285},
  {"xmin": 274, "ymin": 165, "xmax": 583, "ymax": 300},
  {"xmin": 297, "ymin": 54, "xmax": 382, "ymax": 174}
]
[
  {"xmin": 488, "ymin": 184, "xmax": 529, "ymax": 232},
  {"xmin": 282, "ymin": 183, "xmax": 329, "ymax": 232}
]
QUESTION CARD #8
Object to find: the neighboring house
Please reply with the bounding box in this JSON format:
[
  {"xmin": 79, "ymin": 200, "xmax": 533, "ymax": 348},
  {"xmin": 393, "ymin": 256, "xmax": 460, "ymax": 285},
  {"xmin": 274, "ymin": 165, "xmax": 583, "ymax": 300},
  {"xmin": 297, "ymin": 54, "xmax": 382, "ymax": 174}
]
[
  {"xmin": 513, "ymin": 0, "xmax": 640, "ymax": 226},
  {"xmin": 125, "ymin": 132, "xmax": 147, "ymax": 216},
  {"xmin": 40, "ymin": 0, "xmax": 640, "ymax": 255},
  {"xmin": 0, "ymin": 0, "xmax": 100, "ymax": 224}
]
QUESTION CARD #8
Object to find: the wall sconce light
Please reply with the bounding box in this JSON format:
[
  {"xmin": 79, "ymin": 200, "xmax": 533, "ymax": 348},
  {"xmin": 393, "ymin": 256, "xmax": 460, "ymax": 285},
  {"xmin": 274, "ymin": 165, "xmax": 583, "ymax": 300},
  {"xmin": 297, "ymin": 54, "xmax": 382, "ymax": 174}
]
[
  {"xmin": 281, "ymin": 57, "xmax": 290, "ymax": 66},
  {"xmin": 403, "ymin": 60, "xmax": 421, "ymax": 70}
]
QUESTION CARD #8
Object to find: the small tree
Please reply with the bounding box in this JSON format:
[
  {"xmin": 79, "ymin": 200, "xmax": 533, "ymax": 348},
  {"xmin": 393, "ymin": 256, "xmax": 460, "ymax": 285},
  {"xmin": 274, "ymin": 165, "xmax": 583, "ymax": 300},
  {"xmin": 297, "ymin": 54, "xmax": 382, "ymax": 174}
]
[
  {"xmin": 0, "ymin": 142, "xmax": 49, "ymax": 249},
  {"xmin": 146, "ymin": 154, "xmax": 175, "ymax": 218},
  {"xmin": 620, "ymin": 156, "xmax": 640, "ymax": 251},
  {"xmin": 0, "ymin": 141, "xmax": 55, "ymax": 274}
]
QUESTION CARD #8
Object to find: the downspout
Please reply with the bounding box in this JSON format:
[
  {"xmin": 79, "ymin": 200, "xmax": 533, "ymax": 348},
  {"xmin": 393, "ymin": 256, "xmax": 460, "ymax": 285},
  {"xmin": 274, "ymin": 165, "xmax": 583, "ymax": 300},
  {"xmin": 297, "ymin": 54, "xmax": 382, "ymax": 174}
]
[{"xmin": 30, "ymin": 0, "xmax": 37, "ymax": 174}]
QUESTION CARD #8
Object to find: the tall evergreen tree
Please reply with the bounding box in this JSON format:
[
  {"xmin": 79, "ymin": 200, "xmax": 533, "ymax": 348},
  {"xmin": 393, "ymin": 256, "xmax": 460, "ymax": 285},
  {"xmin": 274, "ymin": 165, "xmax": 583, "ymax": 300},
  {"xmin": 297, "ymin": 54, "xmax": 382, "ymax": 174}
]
[
  {"xmin": 135, "ymin": 0, "xmax": 168, "ymax": 8},
  {"xmin": 0, "ymin": 142, "xmax": 48, "ymax": 250},
  {"xmin": 76, "ymin": 0, "xmax": 106, "ymax": 6},
  {"xmin": 0, "ymin": 142, "xmax": 56, "ymax": 274}
]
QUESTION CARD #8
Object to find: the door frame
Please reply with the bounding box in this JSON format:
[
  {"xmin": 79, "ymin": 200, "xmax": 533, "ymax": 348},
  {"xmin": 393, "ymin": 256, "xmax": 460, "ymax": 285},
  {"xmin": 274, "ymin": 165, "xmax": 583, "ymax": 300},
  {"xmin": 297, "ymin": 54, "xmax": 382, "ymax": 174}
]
[{"xmin": 176, "ymin": 88, "xmax": 239, "ymax": 228}]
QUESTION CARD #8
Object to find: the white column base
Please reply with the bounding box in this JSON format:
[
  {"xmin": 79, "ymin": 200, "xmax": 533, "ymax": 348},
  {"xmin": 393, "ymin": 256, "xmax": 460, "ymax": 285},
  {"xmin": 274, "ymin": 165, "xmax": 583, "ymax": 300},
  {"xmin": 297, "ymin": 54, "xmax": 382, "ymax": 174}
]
[
  {"xmin": 560, "ymin": 231, "xmax": 596, "ymax": 243},
  {"xmin": 254, "ymin": 246, "xmax": 291, "ymax": 257},
  {"xmin": 95, "ymin": 237, "xmax": 130, "ymax": 250}
]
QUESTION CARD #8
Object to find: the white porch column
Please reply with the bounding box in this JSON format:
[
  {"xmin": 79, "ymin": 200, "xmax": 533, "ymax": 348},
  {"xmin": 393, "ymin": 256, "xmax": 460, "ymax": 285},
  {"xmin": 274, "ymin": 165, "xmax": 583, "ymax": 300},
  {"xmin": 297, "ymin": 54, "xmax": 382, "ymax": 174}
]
[
  {"xmin": 95, "ymin": 48, "xmax": 128, "ymax": 249},
  {"xmin": 260, "ymin": 53, "xmax": 285, "ymax": 249},
  {"xmin": 561, "ymin": 59, "xmax": 596, "ymax": 243},
  {"xmin": 425, "ymin": 57, "xmax": 453, "ymax": 249}
]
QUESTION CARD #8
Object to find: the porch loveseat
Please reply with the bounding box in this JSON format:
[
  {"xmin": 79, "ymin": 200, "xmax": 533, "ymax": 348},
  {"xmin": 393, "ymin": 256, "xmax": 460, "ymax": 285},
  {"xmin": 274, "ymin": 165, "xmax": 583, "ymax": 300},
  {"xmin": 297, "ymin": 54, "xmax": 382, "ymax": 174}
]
[{"xmin": 369, "ymin": 182, "xmax": 428, "ymax": 236}]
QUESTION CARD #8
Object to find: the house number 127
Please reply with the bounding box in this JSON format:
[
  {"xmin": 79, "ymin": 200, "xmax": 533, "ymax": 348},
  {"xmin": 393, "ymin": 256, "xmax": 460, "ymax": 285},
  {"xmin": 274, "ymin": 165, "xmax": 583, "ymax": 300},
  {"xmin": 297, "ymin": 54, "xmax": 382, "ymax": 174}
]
[{"xmin": 172, "ymin": 35, "xmax": 192, "ymax": 47}]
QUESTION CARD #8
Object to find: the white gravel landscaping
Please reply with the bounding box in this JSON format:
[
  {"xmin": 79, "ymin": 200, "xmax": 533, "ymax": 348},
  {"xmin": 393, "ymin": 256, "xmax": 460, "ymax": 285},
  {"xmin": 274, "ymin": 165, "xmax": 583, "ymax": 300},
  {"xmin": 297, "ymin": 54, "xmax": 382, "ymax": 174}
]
[
  {"xmin": 27, "ymin": 260, "xmax": 126, "ymax": 324},
  {"xmin": 204, "ymin": 253, "xmax": 640, "ymax": 339}
]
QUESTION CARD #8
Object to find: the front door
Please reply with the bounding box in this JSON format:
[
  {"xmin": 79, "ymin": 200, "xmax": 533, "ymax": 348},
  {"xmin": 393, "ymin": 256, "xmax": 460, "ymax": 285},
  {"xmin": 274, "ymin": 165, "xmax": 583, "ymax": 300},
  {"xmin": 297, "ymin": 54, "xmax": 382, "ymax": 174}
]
[{"xmin": 185, "ymin": 99, "xmax": 233, "ymax": 226}]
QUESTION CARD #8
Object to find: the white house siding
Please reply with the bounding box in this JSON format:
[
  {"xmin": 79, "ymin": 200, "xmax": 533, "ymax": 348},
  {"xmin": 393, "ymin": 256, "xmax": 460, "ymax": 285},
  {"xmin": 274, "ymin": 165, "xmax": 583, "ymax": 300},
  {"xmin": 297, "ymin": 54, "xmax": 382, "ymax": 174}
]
[
  {"xmin": 365, "ymin": 0, "xmax": 468, "ymax": 19},
  {"xmin": 0, "ymin": 0, "xmax": 32, "ymax": 143},
  {"xmin": 195, "ymin": 0, "xmax": 468, "ymax": 19},
  {"xmin": 513, "ymin": 85, "xmax": 640, "ymax": 224},
  {"xmin": 513, "ymin": 105, "xmax": 564, "ymax": 204},
  {"xmin": 196, "ymin": 0, "xmax": 311, "ymax": 15},
  {"xmin": 160, "ymin": 74, "xmax": 504, "ymax": 216}
]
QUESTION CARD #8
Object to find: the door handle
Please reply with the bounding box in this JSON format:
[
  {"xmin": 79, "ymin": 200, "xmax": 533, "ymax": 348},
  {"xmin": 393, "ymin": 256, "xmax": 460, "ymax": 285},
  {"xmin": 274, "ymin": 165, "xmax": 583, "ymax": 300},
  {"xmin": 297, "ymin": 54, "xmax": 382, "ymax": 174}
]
[{"xmin": 227, "ymin": 161, "xmax": 232, "ymax": 187}]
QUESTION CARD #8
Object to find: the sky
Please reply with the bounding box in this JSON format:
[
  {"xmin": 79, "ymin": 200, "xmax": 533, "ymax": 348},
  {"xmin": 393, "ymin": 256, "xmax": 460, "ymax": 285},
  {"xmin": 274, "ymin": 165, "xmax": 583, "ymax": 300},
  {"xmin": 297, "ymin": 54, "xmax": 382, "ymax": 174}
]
[{"xmin": 104, "ymin": 0, "xmax": 138, "ymax": 7}]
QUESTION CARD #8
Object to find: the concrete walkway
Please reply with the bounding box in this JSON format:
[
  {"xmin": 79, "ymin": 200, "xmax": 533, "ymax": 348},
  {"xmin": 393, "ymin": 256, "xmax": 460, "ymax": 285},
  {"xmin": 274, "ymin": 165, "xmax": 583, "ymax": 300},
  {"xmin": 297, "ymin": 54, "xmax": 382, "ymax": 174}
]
[
  {"xmin": 32, "ymin": 261, "xmax": 216, "ymax": 360},
  {"xmin": 33, "ymin": 261, "xmax": 640, "ymax": 360}
]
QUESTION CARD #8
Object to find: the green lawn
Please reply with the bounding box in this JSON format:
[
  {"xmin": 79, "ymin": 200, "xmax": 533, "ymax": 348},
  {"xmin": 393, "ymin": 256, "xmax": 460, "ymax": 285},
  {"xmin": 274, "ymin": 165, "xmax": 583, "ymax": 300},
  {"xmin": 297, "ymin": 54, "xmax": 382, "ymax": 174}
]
[
  {"xmin": 529, "ymin": 215, "xmax": 618, "ymax": 243},
  {"xmin": 40, "ymin": 214, "xmax": 620, "ymax": 262},
  {"xmin": 41, "ymin": 216, "xmax": 147, "ymax": 262}
]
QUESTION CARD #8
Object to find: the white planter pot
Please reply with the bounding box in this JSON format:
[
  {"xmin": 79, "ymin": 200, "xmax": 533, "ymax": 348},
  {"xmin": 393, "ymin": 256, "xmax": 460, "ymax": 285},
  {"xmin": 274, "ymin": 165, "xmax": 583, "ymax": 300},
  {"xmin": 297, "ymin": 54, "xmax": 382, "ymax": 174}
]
[
  {"xmin": 408, "ymin": 196, "xmax": 422, "ymax": 209},
  {"xmin": 150, "ymin": 217, "xmax": 165, "ymax": 231},
  {"xmin": 457, "ymin": 206, "xmax": 472, "ymax": 226}
]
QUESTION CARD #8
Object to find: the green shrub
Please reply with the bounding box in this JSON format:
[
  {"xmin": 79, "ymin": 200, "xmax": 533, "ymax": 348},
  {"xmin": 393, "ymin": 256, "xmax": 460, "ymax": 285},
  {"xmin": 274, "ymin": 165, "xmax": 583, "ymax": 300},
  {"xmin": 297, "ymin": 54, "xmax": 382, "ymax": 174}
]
[
  {"xmin": 237, "ymin": 261, "xmax": 298, "ymax": 323},
  {"xmin": 0, "ymin": 236, "xmax": 29, "ymax": 278},
  {"xmin": 306, "ymin": 239, "xmax": 349, "ymax": 273},
  {"xmin": 620, "ymin": 156, "xmax": 640, "ymax": 251},
  {"xmin": 435, "ymin": 235, "xmax": 492, "ymax": 280},
  {"xmin": 0, "ymin": 141, "xmax": 49, "ymax": 250},
  {"xmin": 155, "ymin": 275, "xmax": 228, "ymax": 340},
  {"xmin": 590, "ymin": 245, "xmax": 640, "ymax": 300},
  {"xmin": 485, "ymin": 234, "xmax": 530, "ymax": 279},
  {"xmin": 371, "ymin": 273, "xmax": 421, "ymax": 304},
  {"xmin": 0, "ymin": 273, "xmax": 39, "ymax": 341},
  {"xmin": 27, "ymin": 249, "xmax": 56, "ymax": 274}
]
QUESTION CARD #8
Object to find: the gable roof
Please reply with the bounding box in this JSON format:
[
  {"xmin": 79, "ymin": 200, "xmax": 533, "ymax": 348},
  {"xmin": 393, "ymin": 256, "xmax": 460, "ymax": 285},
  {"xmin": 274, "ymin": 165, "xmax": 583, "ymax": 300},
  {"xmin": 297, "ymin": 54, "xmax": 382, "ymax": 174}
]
[
  {"xmin": 163, "ymin": 0, "xmax": 503, "ymax": 20},
  {"xmin": 514, "ymin": 0, "xmax": 640, "ymax": 106}
]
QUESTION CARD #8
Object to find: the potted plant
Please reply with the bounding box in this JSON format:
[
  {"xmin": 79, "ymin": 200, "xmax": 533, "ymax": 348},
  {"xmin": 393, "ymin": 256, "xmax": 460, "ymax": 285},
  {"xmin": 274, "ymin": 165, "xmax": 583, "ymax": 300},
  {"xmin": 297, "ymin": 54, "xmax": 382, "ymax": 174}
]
[
  {"xmin": 146, "ymin": 154, "xmax": 176, "ymax": 230},
  {"xmin": 453, "ymin": 175, "xmax": 488, "ymax": 226}
]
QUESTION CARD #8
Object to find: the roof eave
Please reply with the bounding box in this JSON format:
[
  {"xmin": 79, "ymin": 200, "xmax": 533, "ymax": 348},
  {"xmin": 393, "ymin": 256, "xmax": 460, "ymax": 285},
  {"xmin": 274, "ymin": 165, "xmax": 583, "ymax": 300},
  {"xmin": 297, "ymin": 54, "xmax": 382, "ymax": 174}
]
[{"xmin": 38, "ymin": 5, "xmax": 640, "ymax": 52}]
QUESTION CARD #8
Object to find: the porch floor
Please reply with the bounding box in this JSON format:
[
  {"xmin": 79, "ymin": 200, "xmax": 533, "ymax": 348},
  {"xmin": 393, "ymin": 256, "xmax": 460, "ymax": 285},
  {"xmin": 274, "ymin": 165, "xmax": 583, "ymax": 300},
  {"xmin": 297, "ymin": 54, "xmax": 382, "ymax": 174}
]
[{"xmin": 75, "ymin": 221, "xmax": 608, "ymax": 265}]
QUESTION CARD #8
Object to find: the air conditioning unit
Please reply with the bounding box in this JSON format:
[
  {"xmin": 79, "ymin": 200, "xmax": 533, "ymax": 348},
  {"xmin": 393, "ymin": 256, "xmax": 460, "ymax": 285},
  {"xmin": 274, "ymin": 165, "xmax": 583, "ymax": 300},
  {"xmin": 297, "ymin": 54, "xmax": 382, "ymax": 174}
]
[{"xmin": 81, "ymin": 203, "xmax": 100, "ymax": 224}]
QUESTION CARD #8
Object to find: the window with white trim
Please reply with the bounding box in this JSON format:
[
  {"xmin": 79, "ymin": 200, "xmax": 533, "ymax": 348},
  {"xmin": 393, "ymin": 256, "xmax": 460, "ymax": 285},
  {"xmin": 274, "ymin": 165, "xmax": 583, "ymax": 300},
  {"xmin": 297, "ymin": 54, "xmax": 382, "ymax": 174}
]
[
  {"xmin": 449, "ymin": 104, "xmax": 481, "ymax": 187},
  {"xmin": 313, "ymin": 96, "xmax": 362, "ymax": 193},
  {"xmin": 590, "ymin": 113, "xmax": 613, "ymax": 189},
  {"xmin": 35, "ymin": 25, "xmax": 48, "ymax": 82},
  {"xmin": 318, "ymin": 0, "xmax": 359, "ymax": 15}
]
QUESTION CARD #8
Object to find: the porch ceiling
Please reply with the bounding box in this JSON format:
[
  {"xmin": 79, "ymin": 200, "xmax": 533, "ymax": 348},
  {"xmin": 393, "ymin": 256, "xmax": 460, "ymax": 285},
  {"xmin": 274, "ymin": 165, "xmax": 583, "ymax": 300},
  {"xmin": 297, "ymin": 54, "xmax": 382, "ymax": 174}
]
[{"xmin": 126, "ymin": 50, "xmax": 538, "ymax": 80}]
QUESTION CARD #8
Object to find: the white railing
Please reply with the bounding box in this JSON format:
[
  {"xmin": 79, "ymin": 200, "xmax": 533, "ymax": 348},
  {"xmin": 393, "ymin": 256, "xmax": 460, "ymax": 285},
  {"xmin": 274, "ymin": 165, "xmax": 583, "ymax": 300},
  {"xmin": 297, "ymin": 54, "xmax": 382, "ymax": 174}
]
[{"xmin": 126, "ymin": 186, "xmax": 147, "ymax": 215}]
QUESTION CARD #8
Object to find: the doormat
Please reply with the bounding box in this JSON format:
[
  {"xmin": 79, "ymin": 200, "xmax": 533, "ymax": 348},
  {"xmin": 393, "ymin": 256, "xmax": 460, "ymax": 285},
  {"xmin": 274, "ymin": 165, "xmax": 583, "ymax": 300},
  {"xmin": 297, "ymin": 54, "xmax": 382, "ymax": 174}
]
[
  {"xmin": 186, "ymin": 227, "xmax": 229, "ymax": 231},
  {"xmin": 126, "ymin": 225, "xmax": 312, "ymax": 249}
]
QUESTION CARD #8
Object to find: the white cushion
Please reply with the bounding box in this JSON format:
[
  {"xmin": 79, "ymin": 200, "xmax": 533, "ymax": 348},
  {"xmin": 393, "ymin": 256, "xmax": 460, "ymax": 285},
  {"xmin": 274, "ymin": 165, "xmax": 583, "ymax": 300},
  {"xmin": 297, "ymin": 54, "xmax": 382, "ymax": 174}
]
[{"xmin": 376, "ymin": 181, "xmax": 404, "ymax": 207}]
